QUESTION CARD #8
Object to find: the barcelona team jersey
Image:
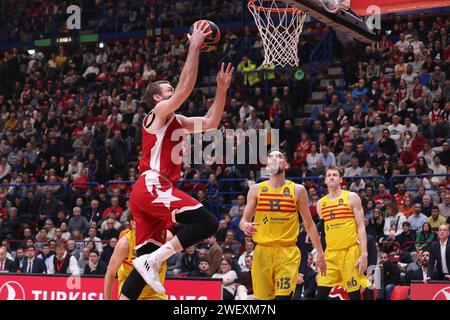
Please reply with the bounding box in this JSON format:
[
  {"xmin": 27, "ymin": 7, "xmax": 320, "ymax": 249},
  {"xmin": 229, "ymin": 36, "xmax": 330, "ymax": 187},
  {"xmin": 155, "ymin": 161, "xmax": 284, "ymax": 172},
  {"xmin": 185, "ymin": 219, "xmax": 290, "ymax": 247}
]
[
  {"xmin": 117, "ymin": 228, "xmax": 166, "ymax": 300},
  {"xmin": 318, "ymin": 190, "xmax": 358, "ymax": 250},
  {"xmin": 253, "ymin": 180, "xmax": 299, "ymax": 246}
]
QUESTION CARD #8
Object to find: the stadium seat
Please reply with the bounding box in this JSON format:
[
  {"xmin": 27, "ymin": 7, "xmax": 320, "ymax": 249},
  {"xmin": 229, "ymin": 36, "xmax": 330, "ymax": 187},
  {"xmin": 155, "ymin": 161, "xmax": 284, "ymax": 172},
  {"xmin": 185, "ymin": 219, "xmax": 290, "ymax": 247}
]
[{"xmin": 390, "ymin": 286, "xmax": 409, "ymax": 300}]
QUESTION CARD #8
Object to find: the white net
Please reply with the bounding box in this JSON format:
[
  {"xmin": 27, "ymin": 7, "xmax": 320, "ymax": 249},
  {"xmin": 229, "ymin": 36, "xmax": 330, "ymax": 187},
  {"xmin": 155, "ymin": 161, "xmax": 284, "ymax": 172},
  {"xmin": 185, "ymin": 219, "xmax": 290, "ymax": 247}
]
[{"xmin": 248, "ymin": 0, "xmax": 307, "ymax": 67}]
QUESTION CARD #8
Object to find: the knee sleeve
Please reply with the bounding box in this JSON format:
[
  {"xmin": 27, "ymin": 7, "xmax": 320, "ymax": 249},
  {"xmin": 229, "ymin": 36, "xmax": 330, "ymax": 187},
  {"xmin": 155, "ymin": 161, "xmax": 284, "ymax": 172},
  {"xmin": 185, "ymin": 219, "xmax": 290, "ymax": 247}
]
[
  {"xmin": 121, "ymin": 269, "xmax": 147, "ymax": 300},
  {"xmin": 174, "ymin": 206, "xmax": 219, "ymax": 248},
  {"xmin": 348, "ymin": 290, "xmax": 362, "ymax": 300}
]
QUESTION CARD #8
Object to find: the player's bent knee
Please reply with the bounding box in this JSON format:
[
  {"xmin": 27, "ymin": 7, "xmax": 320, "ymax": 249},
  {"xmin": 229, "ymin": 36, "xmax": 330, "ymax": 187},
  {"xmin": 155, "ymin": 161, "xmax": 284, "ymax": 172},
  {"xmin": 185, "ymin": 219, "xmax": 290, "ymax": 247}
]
[{"xmin": 119, "ymin": 294, "xmax": 130, "ymax": 300}]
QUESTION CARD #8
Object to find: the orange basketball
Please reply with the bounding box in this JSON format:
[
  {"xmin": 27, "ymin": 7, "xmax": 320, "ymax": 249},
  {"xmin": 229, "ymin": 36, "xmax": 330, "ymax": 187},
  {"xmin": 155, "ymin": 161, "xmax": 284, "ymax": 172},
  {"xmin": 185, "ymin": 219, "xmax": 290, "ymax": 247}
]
[{"xmin": 188, "ymin": 20, "xmax": 221, "ymax": 52}]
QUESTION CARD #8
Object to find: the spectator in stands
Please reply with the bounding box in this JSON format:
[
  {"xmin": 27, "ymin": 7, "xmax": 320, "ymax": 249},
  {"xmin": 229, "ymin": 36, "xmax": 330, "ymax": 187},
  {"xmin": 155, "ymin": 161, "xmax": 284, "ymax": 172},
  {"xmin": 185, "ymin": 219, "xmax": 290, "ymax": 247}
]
[
  {"xmin": 21, "ymin": 244, "xmax": 46, "ymax": 274},
  {"xmin": 212, "ymin": 258, "xmax": 238, "ymax": 300},
  {"xmin": 84, "ymin": 200, "xmax": 103, "ymax": 225},
  {"xmin": 77, "ymin": 247, "xmax": 90, "ymax": 274},
  {"xmin": 102, "ymin": 218, "xmax": 120, "ymax": 241},
  {"xmin": 47, "ymin": 243, "xmax": 79, "ymax": 275},
  {"xmin": 427, "ymin": 206, "xmax": 447, "ymax": 233},
  {"xmin": 68, "ymin": 207, "xmax": 89, "ymax": 236},
  {"xmin": 215, "ymin": 219, "xmax": 228, "ymax": 243},
  {"xmin": 222, "ymin": 230, "xmax": 241, "ymax": 256},
  {"xmin": 0, "ymin": 246, "xmax": 15, "ymax": 272},
  {"xmin": 100, "ymin": 237, "xmax": 117, "ymax": 265},
  {"xmin": 229, "ymin": 194, "xmax": 245, "ymax": 220},
  {"xmin": 237, "ymin": 241, "xmax": 254, "ymax": 272},
  {"xmin": 379, "ymin": 251, "xmax": 402, "ymax": 300},
  {"xmin": 83, "ymin": 249, "xmax": 107, "ymax": 275},
  {"xmin": 222, "ymin": 245, "xmax": 241, "ymax": 277},
  {"xmin": 352, "ymin": 79, "xmax": 368, "ymax": 101},
  {"xmin": 306, "ymin": 144, "xmax": 320, "ymax": 170},
  {"xmin": 235, "ymin": 256, "xmax": 254, "ymax": 300},
  {"xmin": 180, "ymin": 246, "xmax": 199, "ymax": 277},
  {"xmin": 408, "ymin": 203, "xmax": 428, "ymax": 232},
  {"xmin": 416, "ymin": 222, "xmax": 436, "ymax": 252},
  {"xmin": 102, "ymin": 197, "xmax": 123, "ymax": 220},
  {"xmin": 166, "ymin": 250, "xmax": 184, "ymax": 278},
  {"xmin": 395, "ymin": 221, "xmax": 417, "ymax": 263},
  {"xmin": 84, "ymin": 227, "xmax": 103, "ymax": 254},
  {"xmin": 336, "ymin": 142, "xmax": 354, "ymax": 168},
  {"xmin": 37, "ymin": 243, "xmax": 55, "ymax": 271},
  {"xmin": 38, "ymin": 191, "xmax": 59, "ymax": 218},
  {"xmin": 318, "ymin": 145, "xmax": 336, "ymax": 169},
  {"xmin": 406, "ymin": 250, "xmax": 430, "ymax": 283},
  {"xmin": 66, "ymin": 240, "xmax": 80, "ymax": 260},
  {"xmin": 426, "ymin": 224, "xmax": 450, "ymax": 282},
  {"xmin": 295, "ymin": 252, "xmax": 317, "ymax": 300},
  {"xmin": 438, "ymin": 193, "xmax": 450, "ymax": 220},
  {"xmin": 59, "ymin": 222, "xmax": 71, "ymax": 240},
  {"xmin": 379, "ymin": 129, "xmax": 397, "ymax": 156},
  {"xmin": 421, "ymin": 194, "xmax": 433, "ymax": 217},
  {"xmin": 206, "ymin": 235, "xmax": 222, "ymax": 276},
  {"xmin": 383, "ymin": 202, "xmax": 407, "ymax": 240},
  {"xmin": 189, "ymin": 258, "xmax": 210, "ymax": 278},
  {"xmin": 344, "ymin": 158, "xmax": 363, "ymax": 177}
]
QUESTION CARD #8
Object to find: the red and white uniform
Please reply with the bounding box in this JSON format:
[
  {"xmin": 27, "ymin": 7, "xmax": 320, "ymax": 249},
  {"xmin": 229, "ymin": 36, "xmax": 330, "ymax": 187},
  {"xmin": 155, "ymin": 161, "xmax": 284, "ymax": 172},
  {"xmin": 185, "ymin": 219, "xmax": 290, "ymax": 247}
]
[{"xmin": 131, "ymin": 113, "xmax": 202, "ymax": 250}]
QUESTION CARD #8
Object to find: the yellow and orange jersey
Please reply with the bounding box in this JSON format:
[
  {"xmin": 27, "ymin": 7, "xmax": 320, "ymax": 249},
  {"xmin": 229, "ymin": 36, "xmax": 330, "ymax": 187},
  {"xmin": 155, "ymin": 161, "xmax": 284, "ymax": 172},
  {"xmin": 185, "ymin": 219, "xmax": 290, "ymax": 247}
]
[
  {"xmin": 117, "ymin": 228, "xmax": 167, "ymax": 300},
  {"xmin": 253, "ymin": 180, "xmax": 299, "ymax": 246},
  {"xmin": 318, "ymin": 190, "xmax": 358, "ymax": 250}
]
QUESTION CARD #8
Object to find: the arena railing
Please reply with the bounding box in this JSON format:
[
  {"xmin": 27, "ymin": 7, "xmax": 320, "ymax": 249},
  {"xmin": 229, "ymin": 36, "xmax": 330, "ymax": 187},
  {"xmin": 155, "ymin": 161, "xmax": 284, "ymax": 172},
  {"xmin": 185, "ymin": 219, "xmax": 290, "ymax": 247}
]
[{"xmin": 1, "ymin": 173, "xmax": 447, "ymax": 218}]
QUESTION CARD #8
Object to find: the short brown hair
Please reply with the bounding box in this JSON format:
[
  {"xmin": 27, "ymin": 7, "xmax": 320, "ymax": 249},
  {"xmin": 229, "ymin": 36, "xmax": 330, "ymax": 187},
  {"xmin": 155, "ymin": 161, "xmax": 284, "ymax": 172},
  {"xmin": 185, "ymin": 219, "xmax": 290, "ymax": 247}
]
[
  {"xmin": 144, "ymin": 80, "xmax": 170, "ymax": 109},
  {"xmin": 326, "ymin": 166, "xmax": 343, "ymax": 177}
]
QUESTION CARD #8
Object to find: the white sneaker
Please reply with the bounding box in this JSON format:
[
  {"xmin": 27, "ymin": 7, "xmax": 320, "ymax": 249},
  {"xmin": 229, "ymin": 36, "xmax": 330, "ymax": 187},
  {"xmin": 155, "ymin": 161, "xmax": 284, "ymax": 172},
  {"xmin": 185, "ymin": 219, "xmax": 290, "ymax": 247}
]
[{"xmin": 133, "ymin": 254, "xmax": 166, "ymax": 294}]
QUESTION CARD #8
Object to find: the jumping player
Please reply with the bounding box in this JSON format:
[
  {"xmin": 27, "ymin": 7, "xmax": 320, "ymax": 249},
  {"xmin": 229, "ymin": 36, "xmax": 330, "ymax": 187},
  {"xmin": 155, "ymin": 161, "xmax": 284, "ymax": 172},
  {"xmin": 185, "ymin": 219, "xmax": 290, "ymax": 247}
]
[
  {"xmin": 122, "ymin": 22, "xmax": 234, "ymax": 297},
  {"xmin": 315, "ymin": 166, "xmax": 370, "ymax": 300},
  {"xmin": 239, "ymin": 149, "xmax": 326, "ymax": 300},
  {"xmin": 103, "ymin": 214, "xmax": 173, "ymax": 300}
]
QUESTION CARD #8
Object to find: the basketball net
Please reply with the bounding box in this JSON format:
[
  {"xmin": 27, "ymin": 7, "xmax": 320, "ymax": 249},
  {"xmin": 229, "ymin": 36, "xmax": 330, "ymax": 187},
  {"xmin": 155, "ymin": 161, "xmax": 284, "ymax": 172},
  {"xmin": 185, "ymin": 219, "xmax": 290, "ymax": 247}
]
[{"xmin": 248, "ymin": 0, "xmax": 307, "ymax": 67}]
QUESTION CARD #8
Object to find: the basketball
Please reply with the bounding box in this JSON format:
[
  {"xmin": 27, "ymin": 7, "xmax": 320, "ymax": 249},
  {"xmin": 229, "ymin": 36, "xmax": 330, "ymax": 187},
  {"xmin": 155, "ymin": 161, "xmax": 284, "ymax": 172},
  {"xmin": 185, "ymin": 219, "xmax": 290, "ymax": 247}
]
[{"xmin": 188, "ymin": 20, "xmax": 221, "ymax": 52}]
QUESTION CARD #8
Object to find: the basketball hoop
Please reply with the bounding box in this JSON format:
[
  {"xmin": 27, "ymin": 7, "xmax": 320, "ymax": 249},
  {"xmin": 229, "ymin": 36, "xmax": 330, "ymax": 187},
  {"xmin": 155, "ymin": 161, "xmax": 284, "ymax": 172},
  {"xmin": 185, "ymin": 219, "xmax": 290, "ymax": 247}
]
[{"xmin": 248, "ymin": 0, "xmax": 307, "ymax": 67}]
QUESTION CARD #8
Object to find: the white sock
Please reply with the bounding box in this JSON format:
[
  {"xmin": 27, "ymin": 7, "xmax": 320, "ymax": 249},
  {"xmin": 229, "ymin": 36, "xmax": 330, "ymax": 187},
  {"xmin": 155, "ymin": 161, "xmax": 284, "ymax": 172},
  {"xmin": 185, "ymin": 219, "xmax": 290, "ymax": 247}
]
[{"xmin": 151, "ymin": 242, "xmax": 176, "ymax": 262}]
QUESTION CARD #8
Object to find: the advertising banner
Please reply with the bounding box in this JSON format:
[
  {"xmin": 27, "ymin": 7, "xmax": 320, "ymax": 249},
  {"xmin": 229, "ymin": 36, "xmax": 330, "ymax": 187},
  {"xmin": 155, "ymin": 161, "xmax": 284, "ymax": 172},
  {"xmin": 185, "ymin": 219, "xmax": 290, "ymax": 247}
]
[
  {"xmin": 0, "ymin": 274, "xmax": 222, "ymax": 300},
  {"xmin": 350, "ymin": 1, "xmax": 450, "ymax": 16},
  {"xmin": 410, "ymin": 282, "xmax": 450, "ymax": 300}
]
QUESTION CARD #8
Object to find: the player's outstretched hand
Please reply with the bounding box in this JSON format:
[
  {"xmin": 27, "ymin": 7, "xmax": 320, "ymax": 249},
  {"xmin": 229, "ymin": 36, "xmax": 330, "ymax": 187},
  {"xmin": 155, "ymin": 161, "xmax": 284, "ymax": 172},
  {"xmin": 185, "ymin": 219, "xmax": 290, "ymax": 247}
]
[
  {"xmin": 242, "ymin": 221, "xmax": 258, "ymax": 237},
  {"xmin": 187, "ymin": 21, "xmax": 213, "ymax": 49},
  {"xmin": 316, "ymin": 252, "xmax": 327, "ymax": 276},
  {"xmin": 216, "ymin": 62, "xmax": 234, "ymax": 90},
  {"xmin": 355, "ymin": 254, "xmax": 368, "ymax": 275}
]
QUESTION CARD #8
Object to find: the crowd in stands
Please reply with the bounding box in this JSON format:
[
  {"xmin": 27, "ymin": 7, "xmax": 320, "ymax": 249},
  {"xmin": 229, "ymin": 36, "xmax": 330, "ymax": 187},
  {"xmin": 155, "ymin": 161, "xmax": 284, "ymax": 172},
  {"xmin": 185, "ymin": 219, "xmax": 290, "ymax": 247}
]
[
  {"xmin": 0, "ymin": 2, "xmax": 449, "ymax": 300},
  {"xmin": 0, "ymin": 0, "xmax": 244, "ymax": 43}
]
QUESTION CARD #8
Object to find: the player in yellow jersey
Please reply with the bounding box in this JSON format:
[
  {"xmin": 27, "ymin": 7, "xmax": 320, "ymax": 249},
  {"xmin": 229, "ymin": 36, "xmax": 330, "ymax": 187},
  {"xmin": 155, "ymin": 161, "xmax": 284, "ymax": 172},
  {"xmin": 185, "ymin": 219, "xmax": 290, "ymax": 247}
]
[
  {"xmin": 104, "ymin": 214, "xmax": 172, "ymax": 300},
  {"xmin": 315, "ymin": 166, "xmax": 371, "ymax": 300},
  {"xmin": 239, "ymin": 149, "xmax": 326, "ymax": 300}
]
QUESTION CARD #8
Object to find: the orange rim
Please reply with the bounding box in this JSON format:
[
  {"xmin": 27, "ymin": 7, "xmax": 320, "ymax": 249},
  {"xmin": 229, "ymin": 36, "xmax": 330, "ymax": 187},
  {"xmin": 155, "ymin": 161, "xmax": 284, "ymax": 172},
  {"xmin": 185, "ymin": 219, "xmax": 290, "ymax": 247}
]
[{"xmin": 248, "ymin": 0, "xmax": 303, "ymax": 13}]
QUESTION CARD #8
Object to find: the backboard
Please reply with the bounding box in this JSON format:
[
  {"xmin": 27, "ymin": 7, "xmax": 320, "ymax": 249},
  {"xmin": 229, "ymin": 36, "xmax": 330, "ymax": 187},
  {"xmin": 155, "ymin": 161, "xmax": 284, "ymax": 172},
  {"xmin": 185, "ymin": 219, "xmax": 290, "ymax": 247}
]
[{"xmin": 281, "ymin": 0, "xmax": 380, "ymax": 43}]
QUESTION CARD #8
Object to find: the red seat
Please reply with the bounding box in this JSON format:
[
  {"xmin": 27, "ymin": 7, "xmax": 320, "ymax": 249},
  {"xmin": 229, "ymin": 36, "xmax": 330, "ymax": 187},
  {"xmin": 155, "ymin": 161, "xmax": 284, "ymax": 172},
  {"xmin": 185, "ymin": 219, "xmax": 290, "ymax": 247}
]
[{"xmin": 390, "ymin": 286, "xmax": 409, "ymax": 300}]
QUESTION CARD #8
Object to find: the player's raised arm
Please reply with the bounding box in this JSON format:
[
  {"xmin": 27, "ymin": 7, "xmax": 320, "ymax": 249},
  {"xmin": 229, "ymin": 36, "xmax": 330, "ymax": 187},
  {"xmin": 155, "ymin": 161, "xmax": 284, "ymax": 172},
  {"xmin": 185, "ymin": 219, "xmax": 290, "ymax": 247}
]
[
  {"xmin": 177, "ymin": 62, "xmax": 234, "ymax": 133},
  {"xmin": 295, "ymin": 184, "xmax": 326, "ymax": 275},
  {"xmin": 239, "ymin": 184, "xmax": 259, "ymax": 236},
  {"xmin": 152, "ymin": 22, "xmax": 212, "ymax": 118},
  {"xmin": 104, "ymin": 236, "xmax": 129, "ymax": 300},
  {"xmin": 349, "ymin": 192, "xmax": 368, "ymax": 275}
]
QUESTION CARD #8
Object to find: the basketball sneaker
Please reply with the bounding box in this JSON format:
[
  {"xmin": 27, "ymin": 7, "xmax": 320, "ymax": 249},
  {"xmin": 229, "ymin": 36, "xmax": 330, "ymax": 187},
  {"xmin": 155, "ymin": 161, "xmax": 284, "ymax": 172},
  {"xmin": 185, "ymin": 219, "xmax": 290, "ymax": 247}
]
[{"xmin": 133, "ymin": 254, "xmax": 166, "ymax": 294}]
